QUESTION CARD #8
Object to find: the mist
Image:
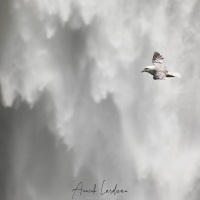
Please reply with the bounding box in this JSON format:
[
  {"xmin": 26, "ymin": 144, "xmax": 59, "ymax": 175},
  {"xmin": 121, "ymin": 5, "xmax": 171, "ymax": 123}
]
[{"xmin": 1, "ymin": 0, "xmax": 200, "ymax": 200}]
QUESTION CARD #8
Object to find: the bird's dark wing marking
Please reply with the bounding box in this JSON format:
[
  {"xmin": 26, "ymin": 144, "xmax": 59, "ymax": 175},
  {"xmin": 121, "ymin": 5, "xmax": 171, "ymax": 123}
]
[
  {"xmin": 152, "ymin": 51, "xmax": 164, "ymax": 64},
  {"xmin": 153, "ymin": 71, "xmax": 166, "ymax": 80}
]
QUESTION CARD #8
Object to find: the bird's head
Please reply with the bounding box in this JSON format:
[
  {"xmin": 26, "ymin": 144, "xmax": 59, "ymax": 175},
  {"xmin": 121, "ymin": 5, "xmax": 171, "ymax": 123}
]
[{"xmin": 141, "ymin": 66, "xmax": 155, "ymax": 74}]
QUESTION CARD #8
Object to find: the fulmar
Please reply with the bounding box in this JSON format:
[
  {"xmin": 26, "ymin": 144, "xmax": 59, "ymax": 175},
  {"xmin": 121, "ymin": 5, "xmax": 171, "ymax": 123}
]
[{"xmin": 142, "ymin": 51, "xmax": 181, "ymax": 80}]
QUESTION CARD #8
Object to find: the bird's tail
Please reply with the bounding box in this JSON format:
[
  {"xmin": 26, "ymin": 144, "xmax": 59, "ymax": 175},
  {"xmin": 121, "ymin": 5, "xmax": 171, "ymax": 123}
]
[{"xmin": 166, "ymin": 72, "xmax": 181, "ymax": 78}]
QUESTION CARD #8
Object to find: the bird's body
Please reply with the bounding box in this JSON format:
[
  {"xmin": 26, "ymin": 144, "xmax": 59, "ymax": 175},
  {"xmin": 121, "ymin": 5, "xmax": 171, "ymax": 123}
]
[{"xmin": 142, "ymin": 52, "xmax": 181, "ymax": 80}]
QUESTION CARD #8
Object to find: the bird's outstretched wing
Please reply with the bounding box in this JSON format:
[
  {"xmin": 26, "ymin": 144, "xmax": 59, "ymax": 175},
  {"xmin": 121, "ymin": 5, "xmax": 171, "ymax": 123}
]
[
  {"xmin": 152, "ymin": 51, "xmax": 164, "ymax": 64},
  {"xmin": 153, "ymin": 71, "xmax": 166, "ymax": 80}
]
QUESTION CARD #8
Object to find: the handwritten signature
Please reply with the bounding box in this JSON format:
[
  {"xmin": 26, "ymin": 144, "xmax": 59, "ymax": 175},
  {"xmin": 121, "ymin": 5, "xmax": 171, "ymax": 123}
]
[{"xmin": 72, "ymin": 180, "xmax": 128, "ymax": 199}]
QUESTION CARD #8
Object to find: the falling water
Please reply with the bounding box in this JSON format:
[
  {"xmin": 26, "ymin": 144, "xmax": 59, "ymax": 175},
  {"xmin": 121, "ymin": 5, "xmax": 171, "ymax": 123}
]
[{"xmin": 1, "ymin": 0, "xmax": 200, "ymax": 200}]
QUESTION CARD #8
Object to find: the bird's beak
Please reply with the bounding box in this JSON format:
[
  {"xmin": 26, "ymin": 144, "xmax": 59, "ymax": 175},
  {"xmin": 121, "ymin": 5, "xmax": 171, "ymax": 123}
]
[{"xmin": 141, "ymin": 69, "xmax": 145, "ymax": 73}]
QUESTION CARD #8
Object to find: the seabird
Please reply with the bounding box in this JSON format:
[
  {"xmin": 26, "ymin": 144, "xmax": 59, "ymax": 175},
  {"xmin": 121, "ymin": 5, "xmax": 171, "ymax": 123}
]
[{"xmin": 142, "ymin": 51, "xmax": 181, "ymax": 80}]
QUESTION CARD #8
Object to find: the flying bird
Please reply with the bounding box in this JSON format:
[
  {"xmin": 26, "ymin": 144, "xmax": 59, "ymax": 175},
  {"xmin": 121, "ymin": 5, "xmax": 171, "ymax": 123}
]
[{"xmin": 142, "ymin": 51, "xmax": 181, "ymax": 80}]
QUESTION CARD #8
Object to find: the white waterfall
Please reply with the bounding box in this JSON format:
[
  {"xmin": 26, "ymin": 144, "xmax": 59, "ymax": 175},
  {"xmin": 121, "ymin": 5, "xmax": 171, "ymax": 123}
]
[{"xmin": 0, "ymin": 0, "xmax": 200, "ymax": 200}]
